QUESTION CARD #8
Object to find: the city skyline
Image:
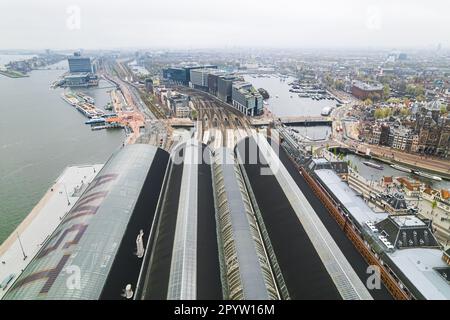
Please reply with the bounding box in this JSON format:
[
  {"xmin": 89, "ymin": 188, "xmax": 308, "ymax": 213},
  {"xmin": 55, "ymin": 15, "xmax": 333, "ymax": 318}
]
[{"xmin": 1, "ymin": 0, "xmax": 450, "ymax": 50}]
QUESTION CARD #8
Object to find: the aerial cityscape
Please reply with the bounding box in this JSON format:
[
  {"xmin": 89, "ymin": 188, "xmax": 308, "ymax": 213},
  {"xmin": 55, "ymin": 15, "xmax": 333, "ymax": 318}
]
[{"xmin": 0, "ymin": 0, "xmax": 449, "ymax": 308}]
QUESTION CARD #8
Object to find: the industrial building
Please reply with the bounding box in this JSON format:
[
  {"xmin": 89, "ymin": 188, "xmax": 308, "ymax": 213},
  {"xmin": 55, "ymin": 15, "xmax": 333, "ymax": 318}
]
[{"xmin": 3, "ymin": 145, "xmax": 169, "ymax": 300}]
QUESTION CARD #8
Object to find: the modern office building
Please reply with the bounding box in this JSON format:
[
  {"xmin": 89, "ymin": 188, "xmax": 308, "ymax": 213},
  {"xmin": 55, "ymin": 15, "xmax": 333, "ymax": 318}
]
[
  {"xmin": 231, "ymin": 81, "xmax": 264, "ymax": 116},
  {"xmin": 218, "ymin": 75, "xmax": 240, "ymax": 103},
  {"xmin": 162, "ymin": 65, "xmax": 218, "ymax": 86},
  {"xmin": 184, "ymin": 65, "xmax": 217, "ymax": 83},
  {"xmin": 189, "ymin": 68, "xmax": 219, "ymax": 91},
  {"xmin": 68, "ymin": 53, "xmax": 93, "ymax": 73},
  {"xmin": 207, "ymin": 70, "xmax": 226, "ymax": 96},
  {"xmin": 162, "ymin": 67, "xmax": 188, "ymax": 85}
]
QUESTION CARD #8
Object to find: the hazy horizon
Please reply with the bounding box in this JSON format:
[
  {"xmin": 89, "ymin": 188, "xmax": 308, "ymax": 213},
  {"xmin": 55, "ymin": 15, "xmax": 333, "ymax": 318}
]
[{"xmin": 1, "ymin": 0, "xmax": 449, "ymax": 51}]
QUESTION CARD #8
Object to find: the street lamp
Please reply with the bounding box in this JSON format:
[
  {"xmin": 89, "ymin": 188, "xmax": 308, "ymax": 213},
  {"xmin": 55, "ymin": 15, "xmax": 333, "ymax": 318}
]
[
  {"xmin": 16, "ymin": 232, "xmax": 27, "ymax": 260},
  {"xmin": 63, "ymin": 184, "xmax": 71, "ymax": 206}
]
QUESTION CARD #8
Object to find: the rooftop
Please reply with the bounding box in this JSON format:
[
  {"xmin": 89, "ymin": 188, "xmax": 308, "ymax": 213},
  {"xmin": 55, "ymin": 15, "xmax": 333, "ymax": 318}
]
[
  {"xmin": 314, "ymin": 169, "xmax": 388, "ymax": 225},
  {"xmin": 391, "ymin": 215, "xmax": 426, "ymax": 228},
  {"xmin": 387, "ymin": 248, "xmax": 450, "ymax": 300},
  {"xmin": 352, "ymin": 80, "xmax": 383, "ymax": 91}
]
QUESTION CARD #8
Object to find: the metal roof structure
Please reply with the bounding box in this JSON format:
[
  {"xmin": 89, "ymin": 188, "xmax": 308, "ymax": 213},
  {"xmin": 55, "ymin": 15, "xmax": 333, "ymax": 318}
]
[
  {"xmin": 212, "ymin": 148, "xmax": 279, "ymax": 300},
  {"xmin": 137, "ymin": 140, "xmax": 222, "ymax": 300},
  {"xmin": 235, "ymin": 135, "xmax": 373, "ymax": 300},
  {"xmin": 3, "ymin": 144, "xmax": 169, "ymax": 300}
]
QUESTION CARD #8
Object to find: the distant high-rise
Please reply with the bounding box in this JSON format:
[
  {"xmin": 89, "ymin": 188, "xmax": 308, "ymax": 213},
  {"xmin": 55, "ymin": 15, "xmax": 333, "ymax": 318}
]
[{"xmin": 68, "ymin": 53, "xmax": 92, "ymax": 73}]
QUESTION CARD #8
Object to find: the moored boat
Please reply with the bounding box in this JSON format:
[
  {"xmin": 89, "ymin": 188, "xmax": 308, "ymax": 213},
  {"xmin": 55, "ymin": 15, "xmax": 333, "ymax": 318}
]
[
  {"xmin": 363, "ymin": 161, "xmax": 383, "ymax": 170},
  {"xmin": 390, "ymin": 164, "xmax": 412, "ymax": 173},
  {"xmin": 414, "ymin": 171, "xmax": 442, "ymax": 181}
]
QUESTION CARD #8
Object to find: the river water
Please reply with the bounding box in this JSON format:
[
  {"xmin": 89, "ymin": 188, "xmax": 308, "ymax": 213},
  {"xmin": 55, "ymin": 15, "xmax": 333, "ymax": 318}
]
[{"xmin": 0, "ymin": 55, "xmax": 124, "ymax": 243}]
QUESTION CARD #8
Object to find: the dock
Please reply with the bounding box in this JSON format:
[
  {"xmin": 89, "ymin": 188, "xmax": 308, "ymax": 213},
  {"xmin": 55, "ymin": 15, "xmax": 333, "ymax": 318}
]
[{"xmin": 0, "ymin": 164, "xmax": 103, "ymax": 298}]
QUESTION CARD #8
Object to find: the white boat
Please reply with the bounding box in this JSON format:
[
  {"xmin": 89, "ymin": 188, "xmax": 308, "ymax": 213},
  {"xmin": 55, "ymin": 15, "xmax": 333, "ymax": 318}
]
[
  {"xmin": 390, "ymin": 164, "xmax": 412, "ymax": 173},
  {"xmin": 321, "ymin": 106, "xmax": 334, "ymax": 116},
  {"xmin": 363, "ymin": 161, "xmax": 383, "ymax": 170},
  {"xmin": 414, "ymin": 171, "xmax": 442, "ymax": 181}
]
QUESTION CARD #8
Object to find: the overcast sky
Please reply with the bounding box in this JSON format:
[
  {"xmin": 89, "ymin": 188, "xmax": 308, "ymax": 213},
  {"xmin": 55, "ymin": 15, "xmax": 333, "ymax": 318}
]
[{"xmin": 0, "ymin": 0, "xmax": 448, "ymax": 50}]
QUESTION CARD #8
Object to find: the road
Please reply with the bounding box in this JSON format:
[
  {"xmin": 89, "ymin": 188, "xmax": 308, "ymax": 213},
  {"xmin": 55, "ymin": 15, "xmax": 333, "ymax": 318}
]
[{"xmin": 100, "ymin": 59, "xmax": 170, "ymax": 149}]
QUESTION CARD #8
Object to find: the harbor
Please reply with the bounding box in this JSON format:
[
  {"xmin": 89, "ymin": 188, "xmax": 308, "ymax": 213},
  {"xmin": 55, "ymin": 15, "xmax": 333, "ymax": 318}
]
[
  {"xmin": 243, "ymin": 74, "xmax": 337, "ymax": 117},
  {"xmin": 61, "ymin": 90, "xmax": 124, "ymax": 131},
  {"xmin": 0, "ymin": 57, "xmax": 124, "ymax": 244}
]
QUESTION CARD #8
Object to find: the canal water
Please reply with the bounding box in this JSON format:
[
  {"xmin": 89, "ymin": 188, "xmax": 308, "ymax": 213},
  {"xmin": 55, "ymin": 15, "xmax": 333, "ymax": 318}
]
[
  {"xmin": 244, "ymin": 74, "xmax": 336, "ymax": 117},
  {"xmin": 0, "ymin": 55, "xmax": 124, "ymax": 244},
  {"xmin": 246, "ymin": 73, "xmax": 449, "ymax": 191},
  {"xmin": 343, "ymin": 153, "xmax": 450, "ymax": 190}
]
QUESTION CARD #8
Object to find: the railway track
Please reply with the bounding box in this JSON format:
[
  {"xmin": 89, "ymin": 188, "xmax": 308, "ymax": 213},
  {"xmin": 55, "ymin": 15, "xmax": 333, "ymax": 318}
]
[{"xmin": 174, "ymin": 86, "xmax": 253, "ymax": 148}]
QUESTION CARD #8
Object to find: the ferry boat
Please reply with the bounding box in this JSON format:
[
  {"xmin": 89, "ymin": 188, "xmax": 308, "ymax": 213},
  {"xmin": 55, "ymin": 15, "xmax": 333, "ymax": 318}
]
[
  {"xmin": 321, "ymin": 106, "xmax": 334, "ymax": 116},
  {"xmin": 414, "ymin": 170, "xmax": 442, "ymax": 181},
  {"xmin": 85, "ymin": 117, "xmax": 106, "ymax": 125},
  {"xmin": 60, "ymin": 93, "xmax": 78, "ymax": 106},
  {"xmin": 76, "ymin": 92, "xmax": 95, "ymax": 104},
  {"xmin": 363, "ymin": 161, "xmax": 383, "ymax": 170},
  {"xmin": 390, "ymin": 164, "xmax": 412, "ymax": 173}
]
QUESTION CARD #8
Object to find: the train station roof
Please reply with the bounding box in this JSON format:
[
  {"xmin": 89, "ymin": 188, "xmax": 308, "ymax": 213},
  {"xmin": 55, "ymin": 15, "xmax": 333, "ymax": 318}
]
[{"xmin": 3, "ymin": 145, "xmax": 168, "ymax": 300}]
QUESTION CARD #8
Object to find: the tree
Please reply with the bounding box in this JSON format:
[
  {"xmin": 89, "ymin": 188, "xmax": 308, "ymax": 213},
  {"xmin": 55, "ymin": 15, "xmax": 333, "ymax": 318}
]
[
  {"xmin": 374, "ymin": 109, "xmax": 384, "ymax": 119},
  {"xmin": 364, "ymin": 98, "xmax": 373, "ymax": 106},
  {"xmin": 399, "ymin": 108, "xmax": 410, "ymax": 117},
  {"xmin": 383, "ymin": 84, "xmax": 391, "ymax": 99},
  {"xmin": 416, "ymin": 95, "xmax": 426, "ymax": 102},
  {"xmin": 431, "ymin": 200, "xmax": 438, "ymax": 215},
  {"xmin": 414, "ymin": 85, "xmax": 425, "ymax": 97},
  {"xmin": 387, "ymin": 97, "xmax": 401, "ymax": 104},
  {"xmin": 382, "ymin": 107, "xmax": 392, "ymax": 118}
]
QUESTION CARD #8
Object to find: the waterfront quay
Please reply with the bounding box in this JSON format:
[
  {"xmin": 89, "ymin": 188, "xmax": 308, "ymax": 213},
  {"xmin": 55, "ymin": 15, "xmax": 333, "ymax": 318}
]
[{"xmin": 0, "ymin": 164, "xmax": 103, "ymax": 297}]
